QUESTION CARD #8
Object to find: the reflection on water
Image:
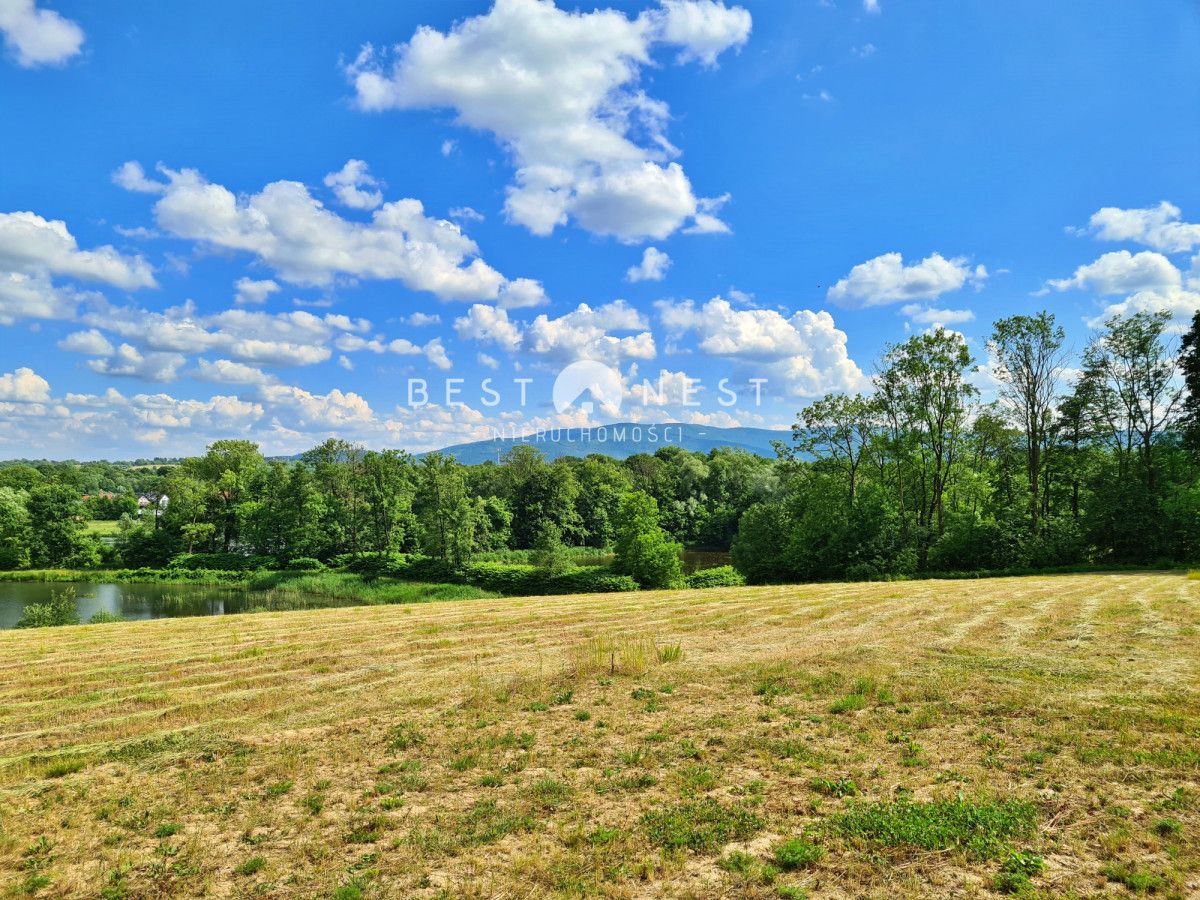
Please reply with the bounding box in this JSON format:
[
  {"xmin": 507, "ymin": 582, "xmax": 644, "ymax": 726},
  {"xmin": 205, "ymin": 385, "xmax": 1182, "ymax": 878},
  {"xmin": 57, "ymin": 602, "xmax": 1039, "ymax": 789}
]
[
  {"xmin": 0, "ymin": 582, "xmax": 321, "ymax": 629},
  {"xmin": 0, "ymin": 552, "xmax": 736, "ymax": 628}
]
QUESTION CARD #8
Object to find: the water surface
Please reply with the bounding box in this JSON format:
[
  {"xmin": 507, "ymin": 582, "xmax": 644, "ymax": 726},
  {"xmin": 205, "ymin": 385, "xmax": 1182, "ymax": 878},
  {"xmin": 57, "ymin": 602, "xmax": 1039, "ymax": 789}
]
[{"xmin": 0, "ymin": 581, "xmax": 313, "ymax": 629}]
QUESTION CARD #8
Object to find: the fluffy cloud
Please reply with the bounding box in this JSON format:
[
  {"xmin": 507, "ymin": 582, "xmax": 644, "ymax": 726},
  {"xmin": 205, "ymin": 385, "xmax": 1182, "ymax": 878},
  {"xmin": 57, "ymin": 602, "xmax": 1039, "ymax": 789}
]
[
  {"xmin": 0, "ymin": 0, "xmax": 83, "ymax": 68},
  {"xmin": 626, "ymin": 247, "xmax": 671, "ymax": 282},
  {"xmin": 0, "ymin": 271, "xmax": 82, "ymax": 324},
  {"xmin": 497, "ymin": 277, "xmax": 548, "ymax": 309},
  {"xmin": 346, "ymin": 0, "xmax": 748, "ymax": 242},
  {"xmin": 456, "ymin": 300, "xmax": 655, "ymax": 363},
  {"xmin": 111, "ymin": 161, "xmax": 166, "ymax": 194},
  {"xmin": 827, "ymin": 252, "xmax": 985, "ymax": 307},
  {"xmin": 57, "ymin": 328, "xmax": 114, "ymax": 355},
  {"xmin": 233, "ymin": 277, "xmax": 280, "ymax": 306},
  {"xmin": 524, "ymin": 301, "xmax": 655, "ymax": 362},
  {"xmin": 0, "ymin": 211, "xmax": 155, "ymax": 289},
  {"xmin": 193, "ymin": 358, "xmax": 277, "ymax": 386},
  {"xmin": 1086, "ymin": 287, "xmax": 1200, "ymax": 334},
  {"xmin": 334, "ymin": 332, "xmax": 453, "ymax": 370},
  {"xmin": 404, "ymin": 311, "xmax": 441, "ymax": 327},
  {"xmin": 657, "ymin": 296, "xmax": 866, "ymax": 395},
  {"xmin": 0, "ymin": 366, "xmax": 50, "ymax": 402},
  {"xmin": 658, "ymin": 0, "xmax": 751, "ymax": 65},
  {"xmin": 454, "ymin": 304, "xmax": 523, "ymax": 352},
  {"xmin": 87, "ymin": 344, "xmax": 187, "ymax": 383},
  {"xmin": 1045, "ymin": 250, "xmax": 1181, "ymax": 295},
  {"xmin": 900, "ymin": 304, "xmax": 975, "ymax": 326},
  {"xmin": 1080, "ymin": 201, "xmax": 1200, "ymax": 254},
  {"xmin": 626, "ymin": 367, "xmax": 701, "ymax": 407},
  {"xmin": 73, "ymin": 300, "xmax": 378, "ymax": 371},
  {"xmin": 323, "ymin": 159, "xmax": 384, "ymax": 210},
  {"xmin": 115, "ymin": 162, "xmax": 545, "ymax": 304},
  {"xmin": 259, "ymin": 384, "xmax": 375, "ymax": 428}
]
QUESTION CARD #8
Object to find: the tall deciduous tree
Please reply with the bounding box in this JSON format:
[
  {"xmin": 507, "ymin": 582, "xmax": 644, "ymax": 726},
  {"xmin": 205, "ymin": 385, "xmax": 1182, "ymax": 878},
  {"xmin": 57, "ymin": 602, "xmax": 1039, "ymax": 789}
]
[
  {"xmin": 875, "ymin": 328, "xmax": 976, "ymax": 563},
  {"xmin": 792, "ymin": 392, "xmax": 878, "ymax": 502},
  {"xmin": 1082, "ymin": 311, "xmax": 1180, "ymax": 491},
  {"xmin": 1178, "ymin": 309, "xmax": 1200, "ymax": 451},
  {"xmin": 988, "ymin": 312, "xmax": 1066, "ymax": 533}
]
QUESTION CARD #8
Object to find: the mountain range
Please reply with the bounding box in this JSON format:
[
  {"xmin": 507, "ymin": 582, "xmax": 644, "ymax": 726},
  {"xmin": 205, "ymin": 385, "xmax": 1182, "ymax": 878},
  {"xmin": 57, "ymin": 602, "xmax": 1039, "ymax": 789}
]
[{"xmin": 431, "ymin": 423, "xmax": 790, "ymax": 464}]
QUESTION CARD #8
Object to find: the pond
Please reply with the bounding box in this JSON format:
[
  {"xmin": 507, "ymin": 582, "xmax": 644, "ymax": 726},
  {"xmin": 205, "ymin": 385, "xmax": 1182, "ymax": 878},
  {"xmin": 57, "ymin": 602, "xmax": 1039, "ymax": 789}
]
[{"xmin": 0, "ymin": 582, "xmax": 327, "ymax": 629}]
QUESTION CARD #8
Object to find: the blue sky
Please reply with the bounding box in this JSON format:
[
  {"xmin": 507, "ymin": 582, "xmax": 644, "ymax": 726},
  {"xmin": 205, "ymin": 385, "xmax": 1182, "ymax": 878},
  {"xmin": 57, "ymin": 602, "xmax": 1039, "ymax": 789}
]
[{"xmin": 1, "ymin": 0, "xmax": 1198, "ymax": 458}]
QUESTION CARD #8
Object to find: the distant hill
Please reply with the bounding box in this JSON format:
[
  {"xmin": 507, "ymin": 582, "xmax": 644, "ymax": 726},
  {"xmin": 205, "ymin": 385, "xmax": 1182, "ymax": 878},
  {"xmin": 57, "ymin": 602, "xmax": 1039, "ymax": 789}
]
[{"xmin": 431, "ymin": 422, "xmax": 790, "ymax": 464}]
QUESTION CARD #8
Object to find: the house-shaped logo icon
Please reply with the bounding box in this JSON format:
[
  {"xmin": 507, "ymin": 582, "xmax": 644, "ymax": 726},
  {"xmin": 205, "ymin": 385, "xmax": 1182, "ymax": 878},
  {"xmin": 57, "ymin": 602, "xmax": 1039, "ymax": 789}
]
[{"xmin": 552, "ymin": 360, "xmax": 623, "ymax": 415}]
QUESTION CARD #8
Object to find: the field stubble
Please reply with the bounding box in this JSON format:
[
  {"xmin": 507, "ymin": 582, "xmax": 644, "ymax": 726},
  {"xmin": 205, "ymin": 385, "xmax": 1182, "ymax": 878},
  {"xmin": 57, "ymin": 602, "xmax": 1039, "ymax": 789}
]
[{"xmin": 0, "ymin": 573, "xmax": 1197, "ymax": 898}]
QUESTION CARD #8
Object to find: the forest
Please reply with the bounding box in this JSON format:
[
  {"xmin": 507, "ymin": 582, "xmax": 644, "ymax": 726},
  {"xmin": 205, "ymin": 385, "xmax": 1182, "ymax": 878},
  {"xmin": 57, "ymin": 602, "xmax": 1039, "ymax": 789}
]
[{"xmin": 2, "ymin": 309, "xmax": 1200, "ymax": 589}]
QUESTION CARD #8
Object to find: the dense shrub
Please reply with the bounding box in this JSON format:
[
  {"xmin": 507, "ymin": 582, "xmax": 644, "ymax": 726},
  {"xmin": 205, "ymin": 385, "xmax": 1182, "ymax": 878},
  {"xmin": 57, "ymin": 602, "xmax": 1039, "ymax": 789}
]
[
  {"xmin": 168, "ymin": 552, "xmax": 275, "ymax": 572},
  {"xmin": 462, "ymin": 562, "xmax": 636, "ymax": 595},
  {"xmin": 285, "ymin": 556, "xmax": 325, "ymax": 571},
  {"xmin": 15, "ymin": 588, "xmax": 79, "ymax": 628},
  {"xmin": 88, "ymin": 610, "xmax": 125, "ymax": 624},
  {"xmin": 684, "ymin": 566, "xmax": 745, "ymax": 589}
]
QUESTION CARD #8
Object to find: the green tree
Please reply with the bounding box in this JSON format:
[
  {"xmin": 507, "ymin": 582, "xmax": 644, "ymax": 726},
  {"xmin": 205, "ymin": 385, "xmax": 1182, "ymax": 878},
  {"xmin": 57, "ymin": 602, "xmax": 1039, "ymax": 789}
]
[
  {"xmin": 414, "ymin": 454, "xmax": 477, "ymax": 567},
  {"xmin": 500, "ymin": 446, "xmax": 581, "ymax": 548},
  {"xmin": 988, "ymin": 312, "xmax": 1066, "ymax": 533},
  {"xmin": 1179, "ymin": 309, "xmax": 1200, "ymax": 451},
  {"xmin": 0, "ymin": 486, "xmax": 32, "ymax": 569},
  {"xmin": 875, "ymin": 327, "xmax": 977, "ymax": 565},
  {"xmin": 792, "ymin": 392, "xmax": 878, "ymax": 503},
  {"xmin": 613, "ymin": 491, "xmax": 683, "ymax": 589},
  {"xmin": 180, "ymin": 440, "xmax": 266, "ymax": 551},
  {"xmin": 531, "ymin": 520, "xmax": 571, "ymax": 576},
  {"xmin": 1082, "ymin": 312, "xmax": 1180, "ymax": 492},
  {"xmin": 27, "ymin": 483, "xmax": 94, "ymax": 567},
  {"xmin": 362, "ymin": 450, "xmax": 416, "ymax": 554}
]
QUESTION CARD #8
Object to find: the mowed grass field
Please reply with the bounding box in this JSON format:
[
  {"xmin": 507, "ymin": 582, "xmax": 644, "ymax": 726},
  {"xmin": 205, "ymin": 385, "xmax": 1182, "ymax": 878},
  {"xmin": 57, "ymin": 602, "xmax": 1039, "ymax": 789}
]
[{"xmin": 1, "ymin": 574, "xmax": 1197, "ymax": 898}]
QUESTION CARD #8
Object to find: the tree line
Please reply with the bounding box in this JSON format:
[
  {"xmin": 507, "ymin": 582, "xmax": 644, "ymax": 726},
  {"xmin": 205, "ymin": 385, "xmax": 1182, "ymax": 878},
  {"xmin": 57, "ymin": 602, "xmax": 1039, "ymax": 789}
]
[{"xmin": 2, "ymin": 308, "xmax": 1200, "ymax": 585}]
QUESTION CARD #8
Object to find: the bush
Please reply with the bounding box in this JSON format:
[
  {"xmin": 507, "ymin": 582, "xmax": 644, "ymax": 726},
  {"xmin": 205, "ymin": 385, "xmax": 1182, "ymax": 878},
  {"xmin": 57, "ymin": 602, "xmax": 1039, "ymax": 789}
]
[
  {"xmin": 16, "ymin": 587, "xmax": 80, "ymax": 628},
  {"xmin": 168, "ymin": 552, "xmax": 275, "ymax": 572},
  {"xmin": 685, "ymin": 566, "xmax": 745, "ymax": 589},
  {"xmin": 731, "ymin": 502, "xmax": 795, "ymax": 583},
  {"xmin": 285, "ymin": 556, "xmax": 325, "ymax": 571},
  {"xmin": 461, "ymin": 562, "xmax": 637, "ymax": 596},
  {"xmin": 88, "ymin": 610, "xmax": 125, "ymax": 624}
]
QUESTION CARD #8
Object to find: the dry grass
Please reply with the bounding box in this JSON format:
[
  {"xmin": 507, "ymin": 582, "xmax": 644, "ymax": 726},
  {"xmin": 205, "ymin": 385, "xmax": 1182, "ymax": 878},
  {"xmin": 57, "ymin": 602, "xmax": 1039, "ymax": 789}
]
[{"xmin": 0, "ymin": 573, "xmax": 1198, "ymax": 898}]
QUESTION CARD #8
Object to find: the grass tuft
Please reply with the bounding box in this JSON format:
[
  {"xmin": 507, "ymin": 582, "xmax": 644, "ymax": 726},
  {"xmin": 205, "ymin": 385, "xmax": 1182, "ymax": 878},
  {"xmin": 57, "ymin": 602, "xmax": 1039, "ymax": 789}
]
[
  {"xmin": 833, "ymin": 797, "xmax": 1036, "ymax": 858},
  {"xmin": 642, "ymin": 799, "xmax": 764, "ymax": 852}
]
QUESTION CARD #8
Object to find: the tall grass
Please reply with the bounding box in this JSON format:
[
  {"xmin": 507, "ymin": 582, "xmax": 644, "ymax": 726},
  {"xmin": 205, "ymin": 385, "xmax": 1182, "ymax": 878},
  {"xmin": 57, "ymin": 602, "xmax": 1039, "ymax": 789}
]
[{"xmin": 245, "ymin": 571, "xmax": 495, "ymax": 606}]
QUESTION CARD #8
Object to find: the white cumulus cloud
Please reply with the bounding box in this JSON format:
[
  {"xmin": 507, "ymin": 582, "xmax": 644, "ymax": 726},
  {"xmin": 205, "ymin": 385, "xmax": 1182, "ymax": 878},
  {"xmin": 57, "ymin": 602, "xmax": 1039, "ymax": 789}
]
[
  {"xmin": 456, "ymin": 299, "xmax": 655, "ymax": 364},
  {"xmin": 233, "ymin": 277, "xmax": 281, "ymax": 306},
  {"xmin": 827, "ymin": 252, "xmax": 986, "ymax": 307},
  {"xmin": 1045, "ymin": 250, "xmax": 1181, "ymax": 296},
  {"xmin": 345, "ymin": 0, "xmax": 749, "ymax": 242},
  {"xmin": 1080, "ymin": 201, "xmax": 1200, "ymax": 254},
  {"xmin": 57, "ymin": 328, "xmax": 114, "ymax": 355},
  {"xmin": 626, "ymin": 247, "xmax": 672, "ymax": 282},
  {"xmin": 323, "ymin": 159, "xmax": 384, "ymax": 210},
  {"xmin": 0, "ymin": 0, "xmax": 83, "ymax": 68},
  {"xmin": 114, "ymin": 162, "xmax": 545, "ymax": 304},
  {"xmin": 900, "ymin": 304, "xmax": 975, "ymax": 326},
  {"xmin": 0, "ymin": 366, "xmax": 51, "ymax": 402},
  {"xmin": 0, "ymin": 210, "xmax": 156, "ymax": 289},
  {"xmin": 87, "ymin": 344, "xmax": 187, "ymax": 383},
  {"xmin": 657, "ymin": 295, "xmax": 866, "ymax": 396}
]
